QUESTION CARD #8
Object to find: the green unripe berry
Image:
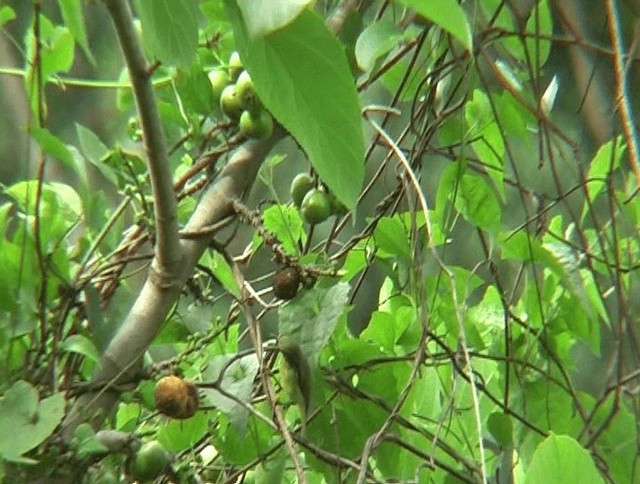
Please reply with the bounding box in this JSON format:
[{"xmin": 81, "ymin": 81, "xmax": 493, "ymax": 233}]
[
  {"xmin": 208, "ymin": 69, "xmax": 231, "ymax": 102},
  {"xmin": 290, "ymin": 173, "xmax": 315, "ymax": 207},
  {"xmin": 228, "ymin": 51, "xmax": 243, "ymax": 81},
  {"xmin": 220, "ymin": 84, "xmax": 243, "ymax": 120},
  {"xmin": 239, "ymin": 110, "xmax": 273, "ymax": 139},
  {"xmin": 131, "ymin": 440, "xmax": 169, "ymax": 482},
  {"xmin": 235, "ymin": 70, "xmax": 254, "ymax": 106},
  {"xmin": 300, "ymin": 188, "xmax": 331, "ymax": 224}
]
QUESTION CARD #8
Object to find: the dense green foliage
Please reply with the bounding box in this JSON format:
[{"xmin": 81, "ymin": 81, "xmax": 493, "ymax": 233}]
[{"xmin": 0, "ymin": 0, "xmax": 638, "ymax": 483}]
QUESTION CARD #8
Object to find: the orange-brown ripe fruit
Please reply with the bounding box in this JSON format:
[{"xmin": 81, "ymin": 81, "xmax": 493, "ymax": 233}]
[{"xmin": 154, "ymin": 375, "xmax": 199, "ymax": 419}]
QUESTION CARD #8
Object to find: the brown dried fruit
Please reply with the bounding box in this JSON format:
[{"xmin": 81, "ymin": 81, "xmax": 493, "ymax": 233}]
[{"xmin": 273, "ymin": 267, "xmax": 301, "ymax": 300}]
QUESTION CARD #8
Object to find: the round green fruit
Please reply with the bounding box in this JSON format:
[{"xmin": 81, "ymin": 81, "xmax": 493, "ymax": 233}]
[
  {"xmin": 290, "ymin": 173, "xmax": 315, "ymax": 207},
  {"xmin": 239, "ymin": 110, "xmax": 273, "ymax": 139},
  {"xmin": 131, "ymin": 440, "xmax": 169, "ymax": 482},
  {"xmin": 208, "ymin": 69, "xmax": 231, "ymax": 102},
  {"xmin": 301, "ymin": 189, "xmax": 331, "ymax": 224},
  {"xmin": 235, "ymin": 70, "xmax": 254, "ymax": 106},
  {"xmin": 220, "ymin": 84, "xmax": 243, "ymax": 120},
  {"xmin": 228, "ymin": 51, "xmax": 243, "ymax": 81}
]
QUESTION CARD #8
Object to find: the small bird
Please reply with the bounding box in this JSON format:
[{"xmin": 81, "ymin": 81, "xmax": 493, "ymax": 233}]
[{"xmin": 278, "ymin": 335, "xmax": 311, "ymax": 434}]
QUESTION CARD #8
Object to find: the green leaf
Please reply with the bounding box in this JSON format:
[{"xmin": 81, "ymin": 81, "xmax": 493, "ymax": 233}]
[
  {"xmin": 394, "ymin": 0, "xmax": 472, "ymax": 52},
  {"xmin": 360, "ymin": 311, "xmax": 396, "ymax": 351},
  {"xmin": 228, "ymin": 4, "xmax": 364, "ymax": 209},
  {"xmin": 134, "ymin": 0, "xmax": 199, "ymax": 67},
  {"xmin": 24, "ymin": 16, "xmax": 75, "ymax": 115},
  {"xmin": 212, "ymin": 251, "xmax": 241, "ymax": 298},
  {"xmin": 76, "ymin": 124, "xmax": 118, "ymax": 185},
  {"xmin": 61, "ymin": 334, "xmax": 101, "ymax": 363},
  {"xmin": 465, "ymin": 89, "xmax": 505, "ymax": 198},
  {"xmin": 581, "ymin": 137, "xmax": 624, "ymax": 221},
  {"xmin": 525, "ymin": 434, "xmax": 603, "ymax": 484},
  {"xmin": 75, "ymin": 123, "xmax": 109, "ymax": 162},
  {"xmin": 201, "ymin": 353, "xmax": 260, "ymax": 434},
  {"xmin": 487, "ymin": 412, "xmax": 513, "ymax": 447},
  {"xmin": 374, "ymin": 216, "xmax": 411, "ymax": 259},
  {"xmin": 262, "ymin": 204, "xmax": 305, "ymax": 256},
  {"xmin": 524, "ymin": 0, "xmax": 552, "ymax": 66},
  {"xmin": 0, "ymin": 5, "xmax": 16, "ymax": 28},
  {"xmin": 73, "ymin": 424, "xmax": 109, "ymax": 459},
  {"xmin": 156, "ymin": 413, "xmax": 209, "ymax": 453},
  {"xmin": 0, "ymin": 381, "xmax": 65, "ymax": 461},
  {"xmin": 30, "ymin": 126, "xmax": 76, "ymax": 170},
  {"xmin": 455, "ymin": 173, "xmax": 501, "ymax": 233},
  {"xmin": 174, "ymin": 60, "xmax": 216, "ymax": 115},
  {"xmin": 278, "ymin": 282, "xmax": 350, "ymax": 366},
  {"xmin": 237, "ymin": 0, "xmax": 313, "ymax": 38},
  {"xmin": 58, "ymin": 0, "xmax": 94, "ymax": 64},
  {"xmin": 355, "ymin": 19, "xmax": 404, "ymax": 72},
  {"xmin": 542, "ymin": 241, "xmax": 595, "ymax": 323}
]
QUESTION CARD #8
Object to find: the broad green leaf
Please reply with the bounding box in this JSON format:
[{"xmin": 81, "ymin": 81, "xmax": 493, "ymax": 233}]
[
  {"xmin": 465, "ymin": 90, "xmax": 505, "ymax": 198},
  {"xmin": 394, "ymin": 0, "xmax": 472, "ymax": 52},
  {"xmin": 543, "ymin": 241, "xmax": 595, "ymax": 323},
  {"xmin": 213, "ymin": 410, "xmax": 273, "ymax": 465},
  {"xmin": 174, "ymin": 59, "xmax": 215, "ymax": 115},
  {"xmin": 262, "ymin": 204, "xmax": 305, "ymax": 256},
  {"xmin": 73, "ymin": 424, "xmax": 109, "ymax": 460},
  {"xmin": 254, "ymin": 450, "xmax": 287, "ymax": 484},
  {"xmin": 360, "ymin": 310, "xmax": 395, "ymax": 351},
  {"xmin": 581, "ymin": 137, "xmax": 624, "ymax": 221},
  {"xmin": 30, "ymin": 126, "xmax": 76, "ymax": 170},
  {"xmin": 355, "ymin": 19, "xmax": 404, "ymax": 72},
  {"xmin": 487, "ymin": 412, "xmax": 513, "ymax": 447},
  {"xmin": 5, "ymin": 181, "xmax": 82, "ymax": 233},
  {"xmin": 374, "ymin": 216, "xmax": 411, "ymax": 259},
  {"xmin": 455, "ymin": 173, "xmax": 501, "ymax": 233},
  {"xmin": 201, "ymin": 353, "xmax": 260, "ymax": 434},
  {"xmin": 134, "ymin": 0, "xmax": 198, "ymax": 67},
  {"xmin": 61, "ymin": 334, "xmax": 101, "ymax": 363},
  {"xmin": 583, "ymin": 394, "xmax": 637, "ymax": 484},
  {"xmin": 525, "ymin": 434, "xmax": 603, "ymax": 484},
  {"xmin": 211, "ymin": 250, "xmax": 241, "ymax": 298},
  {"xmin": 76, "ymin": 123, "xmax": 109, "ymax": 163},
  {"xmin": 156, "ymin": 413, "xmax": 209, "ymax": 453},
  {"xmin": 24, "ymin": 16, "xmax": 74, "ymax": 115},
  {"xmin": 58, "ymin": 0, "xmax": 94, "ymax": 64},
  {"xmin": 0, "ymin": 381, "xmax": 65, "ymax": 461},
  {"xmin": 228, "ymin": 4, "xmax": 364, "ymax": 209},
  {"xmin": 525, "ymin": 0, "xmax": 553, "ymax": 66},
  {"xmin": 76, "ymin": 124, "xmax": 118, "ymax": 185},
  {"xmin": 0, "ymin": 6, "xmax": 16, "ymax": 27},
  {"xmin": 237, "ymin": 0, "xmax": 313, "ymax": 38},
  {"xmin": 279, "ymin": 282, "xmax": 350, "ymax": 366}
]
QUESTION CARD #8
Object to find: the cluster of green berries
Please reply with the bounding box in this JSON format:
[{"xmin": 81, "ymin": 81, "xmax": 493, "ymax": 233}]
[
  {"xmin": 290, "ymin": 173, "xmax": 347, "ymax": 224},
  {"xmin": 209, "ymin": 51, "xmax": 273, "ymax": 139}
]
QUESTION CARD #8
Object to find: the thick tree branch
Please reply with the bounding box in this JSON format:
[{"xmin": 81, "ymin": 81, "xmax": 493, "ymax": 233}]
[
  {"xmin": 103, "ymin": 0, "xmax": 182, "ymax": 276},
  {"xmin": 62, "ymin": 137, "xmax": 279, "ymax": 438},
  {"xmin": 62, "ymin": 0, "xmax": 357, "ymax": 441}
]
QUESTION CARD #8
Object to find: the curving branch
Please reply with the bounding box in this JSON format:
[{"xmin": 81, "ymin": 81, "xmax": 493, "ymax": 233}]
[
  {"xmin": 63, "ymin": 136, "xmax": 278, "ymax": 437},
  {"xmin": 62, "ymin": 0, "xmax": 360, "ymax": 441},
  {"xmin": 103, "ymin": 0, "xmax": 181, "ymax": 275}
]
